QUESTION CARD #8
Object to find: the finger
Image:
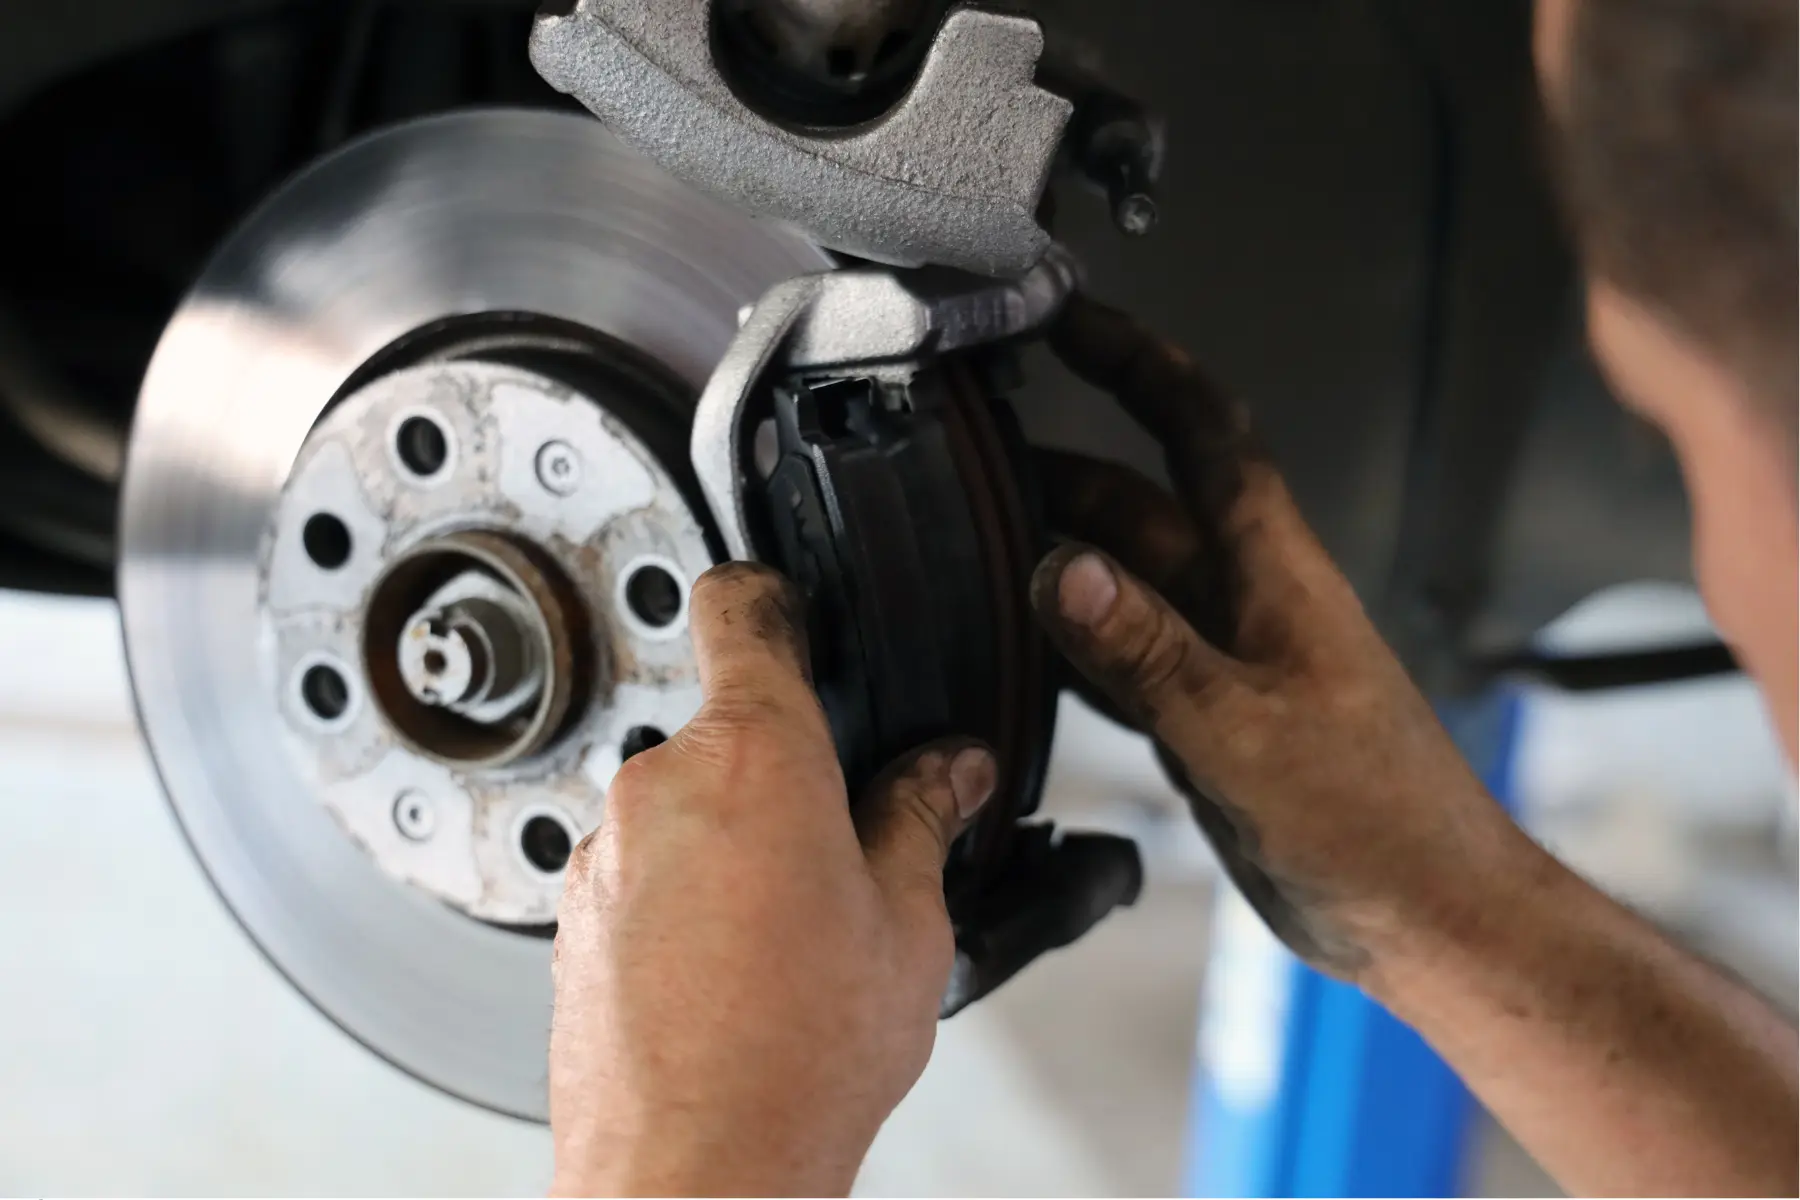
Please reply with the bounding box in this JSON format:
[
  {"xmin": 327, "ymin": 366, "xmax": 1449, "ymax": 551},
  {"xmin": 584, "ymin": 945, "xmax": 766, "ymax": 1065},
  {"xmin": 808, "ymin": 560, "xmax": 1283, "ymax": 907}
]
[
  {"xmin": 671, "ymin": 563, "xmax": 843, "ymax": 825},
  {"xmin": 1050, "ymin": 295, "xmax": 1305, "ymax": 547},
  {"xmin": 1034, "ymin": 449, "xmax": 1234, "ymax": 727},
  {"xmin": 1030, "ymin": 543, "xmax": 1242, "ymax": 746},
  {"xmin": 1036, "ymin": 448, "xmax": 1200, "ymax": 582},
  {"xmin": 686, "ymin": 561, "xmax": 820, "ymax": 719},
  {"xmin": 857, "ymin": 740, "xmax": 997, "ymax": 934},
  {"xmin": 1050, "ymin": 293, "xmax": 1255, "ymax": 526},
  {"xmin": 1050, "ymin": 295, "xmax": 1333, "ymax": 654},
  {"xmin": 1035, "ymin": 448, "xmax": 1237, "ymax": 651}
]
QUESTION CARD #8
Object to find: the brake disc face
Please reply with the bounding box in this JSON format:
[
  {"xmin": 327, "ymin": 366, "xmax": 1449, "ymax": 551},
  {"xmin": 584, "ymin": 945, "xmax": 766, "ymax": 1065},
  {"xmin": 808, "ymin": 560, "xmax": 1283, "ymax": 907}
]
[{"xmin": 120, "ymin": 109, "xmax": 829, "ymax": 1118}]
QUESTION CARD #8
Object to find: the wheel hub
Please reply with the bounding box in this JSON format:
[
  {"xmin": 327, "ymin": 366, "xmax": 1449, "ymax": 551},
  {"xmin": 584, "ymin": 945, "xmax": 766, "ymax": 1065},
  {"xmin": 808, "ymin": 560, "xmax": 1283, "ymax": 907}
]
[{"xmin": 264, "ymin": 354, "xmax": 711, "ymax": 926}]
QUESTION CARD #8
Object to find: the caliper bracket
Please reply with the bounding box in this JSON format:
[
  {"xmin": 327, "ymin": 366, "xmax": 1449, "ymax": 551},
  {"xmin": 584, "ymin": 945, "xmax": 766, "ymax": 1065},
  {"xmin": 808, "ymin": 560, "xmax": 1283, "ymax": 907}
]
[{"xmin": 692, "ymin": 251, "xmax": 1143, "ymax": 1012}]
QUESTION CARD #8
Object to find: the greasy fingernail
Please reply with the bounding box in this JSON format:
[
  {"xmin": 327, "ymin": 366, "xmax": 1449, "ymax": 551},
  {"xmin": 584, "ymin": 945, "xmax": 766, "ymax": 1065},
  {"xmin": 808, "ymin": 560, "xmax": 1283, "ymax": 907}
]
[
  {"xmin": 949, "ymin": 747, "xmax": 997, "ymax": 820},
  {"xmin": 1058, "ymin": 553, "xmax": 1119, "ymax": 629}
]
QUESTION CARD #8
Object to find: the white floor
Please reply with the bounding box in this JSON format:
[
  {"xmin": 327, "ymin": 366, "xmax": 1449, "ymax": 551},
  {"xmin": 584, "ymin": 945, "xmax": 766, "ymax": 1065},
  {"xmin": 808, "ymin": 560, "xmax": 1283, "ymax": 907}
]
[
  {"xmin": 0, "ymin": 593, "xmax": 1210, "ymax": 1196},
  {"xmin": 0, "ymin": 589, "xmax": 1791, "ymax": 1195}
]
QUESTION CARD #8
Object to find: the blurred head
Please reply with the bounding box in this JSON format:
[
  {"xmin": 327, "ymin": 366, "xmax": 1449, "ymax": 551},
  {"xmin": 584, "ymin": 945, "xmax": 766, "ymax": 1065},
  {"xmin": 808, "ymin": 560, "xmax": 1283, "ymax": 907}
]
[{"xmin": 1536, "ymin": 0, "xmax": 1797, "ymax": 761}]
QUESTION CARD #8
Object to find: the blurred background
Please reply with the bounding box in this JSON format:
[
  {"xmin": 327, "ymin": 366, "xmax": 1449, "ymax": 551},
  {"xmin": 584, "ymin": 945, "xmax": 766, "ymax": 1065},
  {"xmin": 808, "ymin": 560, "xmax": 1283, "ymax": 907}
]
[{"xmin": 2, "ymin": 582, "xmax": 1790, "ymax": 1196}]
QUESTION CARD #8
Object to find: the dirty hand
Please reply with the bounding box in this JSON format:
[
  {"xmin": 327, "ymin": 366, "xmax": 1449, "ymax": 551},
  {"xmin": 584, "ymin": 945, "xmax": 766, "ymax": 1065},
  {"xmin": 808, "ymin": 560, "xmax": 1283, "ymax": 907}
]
[
  {"xmin": 548, "ymin": 562, "xmax": 996, "ymax": 1196},
  {"xmin": 1032, "ymin": 298, "xmax": 1800, "ymax": 1198},
  {"xmin": 1030, "ymin": 296, "xmax": 1531, "ymax": 991}
]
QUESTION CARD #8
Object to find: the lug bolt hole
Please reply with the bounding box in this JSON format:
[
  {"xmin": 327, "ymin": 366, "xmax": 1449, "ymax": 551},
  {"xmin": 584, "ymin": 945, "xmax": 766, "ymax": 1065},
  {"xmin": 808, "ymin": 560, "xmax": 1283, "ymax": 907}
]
[
  {"xmin": 300, "ymin": 662, "xmax": 351, "ymax": 722},
  {"xmin": 624, "ymin": 564, "xmax": 683, "ymax": 629},
  {"xmin": 395, "ymin": 414, "xmax": 450, "ymax": 479},
  {"xmin": 302, "ymin": 513, "xmax": 352, "ymax": 570},
  {"xmin": 520, "ymin": 813, "xmax": 574, "ymax": 874},
  {"xmin": 621, "ymin": 725, "xmax": 667, "ymax": 761}
]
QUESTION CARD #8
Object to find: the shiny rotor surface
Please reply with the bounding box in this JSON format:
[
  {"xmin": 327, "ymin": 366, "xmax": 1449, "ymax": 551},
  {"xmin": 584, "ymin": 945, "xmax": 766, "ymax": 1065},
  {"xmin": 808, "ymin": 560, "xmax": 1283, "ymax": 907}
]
[{"xmin": 119, "ymin": 108, "xmax": 830, "ymax": 1119}]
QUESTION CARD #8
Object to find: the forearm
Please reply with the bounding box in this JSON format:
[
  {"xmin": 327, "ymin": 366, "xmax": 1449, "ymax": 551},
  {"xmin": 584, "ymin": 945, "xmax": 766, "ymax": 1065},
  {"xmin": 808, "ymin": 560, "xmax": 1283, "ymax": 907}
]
[
  {"xmin": 551, "ymin": 1133, "xmax": 857, "ymax": 1200},
  {"xmin": 1370, "ymin": 839, "xmax": 1798, "ymax": 1197},
  {"xmin": 548, "ymin": 1052, "xmax": 868, "ymax": 1197},
  {"xmin": 1030, "ymin": 296, "xmax": 1799, "ymax": 1193}
]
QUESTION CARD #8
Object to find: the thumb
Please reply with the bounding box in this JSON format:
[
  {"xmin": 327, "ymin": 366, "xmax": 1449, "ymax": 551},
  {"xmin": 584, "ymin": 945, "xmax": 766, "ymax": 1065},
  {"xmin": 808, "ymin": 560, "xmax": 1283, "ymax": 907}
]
[
  {"xmin": 1030, "ymin": 543, "xmax": 1243, "ymax": 749},
  {"xmin": 857, "ymin": 740, "xmax": 997, "ymax": 927}
]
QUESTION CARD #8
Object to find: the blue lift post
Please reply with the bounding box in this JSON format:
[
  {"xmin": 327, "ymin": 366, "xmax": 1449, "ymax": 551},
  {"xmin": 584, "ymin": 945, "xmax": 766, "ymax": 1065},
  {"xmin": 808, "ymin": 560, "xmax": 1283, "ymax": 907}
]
[{"xmin": 1183, "ymin": 691, "xmax": 1524, "ymax": 1198}]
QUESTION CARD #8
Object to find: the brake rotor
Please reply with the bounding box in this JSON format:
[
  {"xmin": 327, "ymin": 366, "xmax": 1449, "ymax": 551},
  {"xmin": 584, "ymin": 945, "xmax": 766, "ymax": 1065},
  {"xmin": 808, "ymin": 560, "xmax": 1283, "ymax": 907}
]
[{"xmin": 119, "ymin": 109, "xmax": 829, "ymax": 1119}]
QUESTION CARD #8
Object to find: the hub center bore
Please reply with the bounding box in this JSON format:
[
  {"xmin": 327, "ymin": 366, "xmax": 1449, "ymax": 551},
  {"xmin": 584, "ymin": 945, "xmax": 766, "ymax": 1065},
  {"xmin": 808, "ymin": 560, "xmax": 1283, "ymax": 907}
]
[
  {"xmin": 402, "ymin": 585, "xmax": 538, "ymax": 714},
  {"xmin": 365, "ymin": 530, "xmax": 587, "ymax": 770}
]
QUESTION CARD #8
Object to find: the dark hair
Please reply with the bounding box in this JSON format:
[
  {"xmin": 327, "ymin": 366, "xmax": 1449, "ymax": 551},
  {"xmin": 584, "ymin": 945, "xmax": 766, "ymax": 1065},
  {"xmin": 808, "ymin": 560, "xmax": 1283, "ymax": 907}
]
[{"xmin": 1557, "ymin": 0, "xmax": 1796, "ymax": 427}]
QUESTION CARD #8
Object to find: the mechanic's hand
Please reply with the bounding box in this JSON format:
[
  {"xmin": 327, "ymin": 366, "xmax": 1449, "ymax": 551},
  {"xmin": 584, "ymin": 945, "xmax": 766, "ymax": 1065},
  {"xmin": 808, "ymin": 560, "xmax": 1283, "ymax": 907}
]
[
  {"xmin": 549, "ymin": 562, "xmax": 996, "ymax": 1197},
  {"xmin": 1031, "ymin": 296, "xmax": 1532, "ymax": 990}
]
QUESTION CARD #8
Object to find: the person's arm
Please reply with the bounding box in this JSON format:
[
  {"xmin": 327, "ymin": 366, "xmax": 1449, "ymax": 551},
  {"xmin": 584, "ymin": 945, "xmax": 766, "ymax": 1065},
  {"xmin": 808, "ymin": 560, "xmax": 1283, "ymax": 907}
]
[
  {"xmin": 549, "ymin": 562, "xmax": 997, "ymax": 1196},
  {"xmin": 1378, "ymin": 846, "xmax": 1798, "ymax": 1197},
  {"xmin": 1033, "ymin": 295, "xmax": 1799, "ymax": 1196}
]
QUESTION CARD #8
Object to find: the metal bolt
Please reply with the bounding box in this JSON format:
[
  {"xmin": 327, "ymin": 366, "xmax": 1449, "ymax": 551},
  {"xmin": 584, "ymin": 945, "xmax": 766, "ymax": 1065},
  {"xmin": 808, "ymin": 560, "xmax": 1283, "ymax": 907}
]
[
  {"xmin": 399, "ymin": 612, "xmax": 484, "ymax": 707},
  {"xmin": 535, "ymin": 440, "xmax": 583, "ymax": 496},
  {"xmin": 394, "ymin": 789, "xmax": 437, "ymax": 841},
  {"xmin": 1114, "ymin": 191, "xmax": 1158, "ymax": 237},
  {"xmin": 398, "ymin": 578, "xmax": 544, "ymax": 724}
]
